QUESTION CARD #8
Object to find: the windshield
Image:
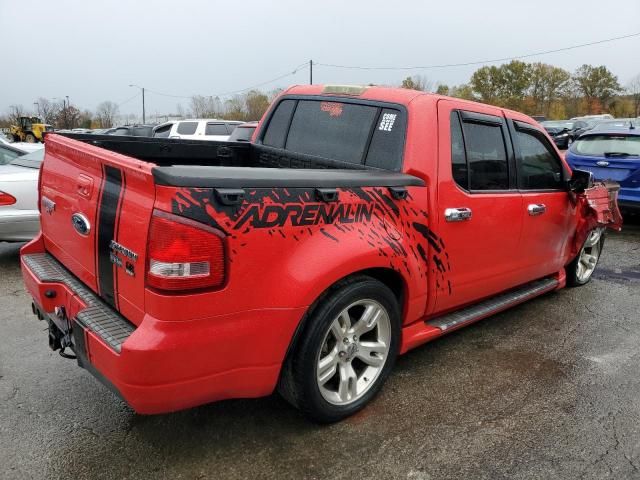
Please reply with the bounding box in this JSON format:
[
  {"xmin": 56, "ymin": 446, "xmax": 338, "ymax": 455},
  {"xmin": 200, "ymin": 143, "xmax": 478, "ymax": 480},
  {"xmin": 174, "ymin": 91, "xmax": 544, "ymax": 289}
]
[
  {"xmin": 9, "ymin": 148, "xmax": 45, "ymax": 168},
  {"xmin": 573, "ymin": 135, "xmax": 640, "ymax": 157}
]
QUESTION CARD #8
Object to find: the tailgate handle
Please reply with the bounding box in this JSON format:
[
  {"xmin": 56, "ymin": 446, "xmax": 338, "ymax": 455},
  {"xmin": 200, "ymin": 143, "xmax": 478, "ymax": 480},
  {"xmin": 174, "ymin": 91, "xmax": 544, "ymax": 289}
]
[
  {"xmin": 215, "ymin": 188, "xmax": 245, "ymax": 206},
  {"xmin": 315, "ymin": 188, "xmax": 338, "ymax": 203},
  {"xmin": 389, "ymin": 187, "xmax": 408, "ymax": 200},
  {"xmin": 77, "ymin": 174, "xmax": 93, "ymax": 198}
]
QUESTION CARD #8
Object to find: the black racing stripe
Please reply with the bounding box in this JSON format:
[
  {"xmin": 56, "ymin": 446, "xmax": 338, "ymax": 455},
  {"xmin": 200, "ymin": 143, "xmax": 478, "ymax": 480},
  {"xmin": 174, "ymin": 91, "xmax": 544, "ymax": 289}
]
[{"xmin": 97, "ymin": 165, "xmax": 123, "ymax": 308}]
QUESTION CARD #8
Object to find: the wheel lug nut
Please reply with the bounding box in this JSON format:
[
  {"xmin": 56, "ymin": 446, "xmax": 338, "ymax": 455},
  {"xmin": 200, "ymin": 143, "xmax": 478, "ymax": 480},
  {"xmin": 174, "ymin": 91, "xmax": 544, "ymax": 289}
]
[
  {"xmin": 339, "ymin": 351, "xmax": 346, "ymax": 358},
  {"xmin": 343, "ymin": 338, "xmax": 349, "ymax": 344}
]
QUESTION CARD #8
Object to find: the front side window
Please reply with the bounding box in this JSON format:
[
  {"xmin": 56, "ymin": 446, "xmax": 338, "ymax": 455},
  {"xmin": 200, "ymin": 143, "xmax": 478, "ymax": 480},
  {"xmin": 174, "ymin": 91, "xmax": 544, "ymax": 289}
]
[
  {"xmin": 176, "ymin": 121, "xmax": 198, "ymax": 135},
  {"xmin": 515, "ymin": 129, "xmax": 564, "ymax": 189},
  {"xmin": 461, "ymin": 117, "xmax": 509, "ymax": 190}
]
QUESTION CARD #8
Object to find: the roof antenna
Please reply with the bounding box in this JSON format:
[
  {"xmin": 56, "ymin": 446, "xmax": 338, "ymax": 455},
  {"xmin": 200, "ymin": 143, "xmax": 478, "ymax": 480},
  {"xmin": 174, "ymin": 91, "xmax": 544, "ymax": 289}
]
[{"xmin": 630, "ymin": 120, "xmax": 635, "ymax": 130}]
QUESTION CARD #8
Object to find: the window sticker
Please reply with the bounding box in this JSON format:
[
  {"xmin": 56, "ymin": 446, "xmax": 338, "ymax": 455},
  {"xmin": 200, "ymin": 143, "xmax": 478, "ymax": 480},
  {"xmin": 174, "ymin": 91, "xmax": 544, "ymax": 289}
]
[
  {"xmin": 378, "ymin": 113, "xmax": 397, "ymax": 131},
  {"xmin": 320, "ymin": 102, "xmax": 344, "ymax": 117}
]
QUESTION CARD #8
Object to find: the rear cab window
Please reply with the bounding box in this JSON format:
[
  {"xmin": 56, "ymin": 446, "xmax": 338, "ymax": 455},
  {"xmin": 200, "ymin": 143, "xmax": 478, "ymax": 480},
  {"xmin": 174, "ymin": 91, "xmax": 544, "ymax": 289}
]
[{"xmin": 259, "ymin": 97, "xmax": 406, "ymax": 171}]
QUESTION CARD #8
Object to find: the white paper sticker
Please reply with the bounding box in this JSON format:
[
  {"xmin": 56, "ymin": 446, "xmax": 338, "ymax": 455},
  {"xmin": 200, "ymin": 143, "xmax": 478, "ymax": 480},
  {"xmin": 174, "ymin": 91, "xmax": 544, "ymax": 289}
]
[{"xmin": 378, "ymin": 113, "xmax": 397, "ymax": 132}]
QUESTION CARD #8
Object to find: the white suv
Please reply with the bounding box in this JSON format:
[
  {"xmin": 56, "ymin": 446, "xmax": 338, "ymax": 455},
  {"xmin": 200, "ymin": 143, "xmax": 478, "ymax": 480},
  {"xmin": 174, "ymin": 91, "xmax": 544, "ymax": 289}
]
[{"xmin": 152, "ymin": 119, "xmax": 243, "ymax": 141}]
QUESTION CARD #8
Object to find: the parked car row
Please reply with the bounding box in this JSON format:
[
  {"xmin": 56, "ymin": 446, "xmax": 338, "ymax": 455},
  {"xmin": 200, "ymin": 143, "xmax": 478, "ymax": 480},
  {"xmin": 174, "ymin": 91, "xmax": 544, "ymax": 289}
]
[
  {"xmin": 565, "ymin": 120, "xmax": 639, "ymax": 211},
  {"xmin": 540, "ymin": 115, "xmax": 638, "ymax": 150}
]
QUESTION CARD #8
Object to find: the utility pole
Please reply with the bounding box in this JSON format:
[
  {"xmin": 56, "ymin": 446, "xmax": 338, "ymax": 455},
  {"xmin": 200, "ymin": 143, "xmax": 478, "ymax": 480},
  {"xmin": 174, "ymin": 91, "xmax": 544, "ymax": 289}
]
[
  {"xmin": 310, "ymin": 59, "xmax": 313, "ymax": 85},
  {"xmin": 129, "ymin": 84, "xmax": 146, "ymax": 124}
]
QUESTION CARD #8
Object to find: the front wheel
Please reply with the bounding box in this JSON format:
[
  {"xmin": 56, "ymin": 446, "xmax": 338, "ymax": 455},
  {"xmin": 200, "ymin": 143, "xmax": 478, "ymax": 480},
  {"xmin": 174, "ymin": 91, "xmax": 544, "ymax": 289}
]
[
  {"xmin": 566, "ymin": 229, "xmax": 604, "ymax": 286},
  {"xmin": 278, "ymin": 276, "xmax": 400, "ymax": 423},
  {"xmin": 25, "ymin": 133, "xmax": 36, "ymax": 143}
]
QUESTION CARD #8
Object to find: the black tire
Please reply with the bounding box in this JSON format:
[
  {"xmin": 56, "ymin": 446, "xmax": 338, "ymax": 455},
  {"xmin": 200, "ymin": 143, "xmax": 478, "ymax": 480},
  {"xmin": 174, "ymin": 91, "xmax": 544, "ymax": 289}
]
[
  {"xmin": 25, "ymin": 133, "xmax": 36, "ymax": 143},
  {"xmin": 278, "ymin": 275, "xmax": 401, "ymax": 423},
  {"xmin": 566, "ymin": 230, "xmax": 605, "ymax": 287}
]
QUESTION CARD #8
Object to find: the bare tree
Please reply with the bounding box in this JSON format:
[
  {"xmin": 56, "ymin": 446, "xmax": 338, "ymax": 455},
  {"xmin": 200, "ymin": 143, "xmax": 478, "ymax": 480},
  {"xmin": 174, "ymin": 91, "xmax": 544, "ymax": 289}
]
[
  {"xmin": 400, "ymin": 75, "xmax": 433, "ymax": 92},
  {"xmin": 8, "ymin": 105, "xmax": 25, "ymax": 125},
  {"xmin": 95, "ymin": 101, "xmax": 119, "ymax": 128},
  {"xmin": 627, "ymin": 74, "xmax": 640, "ymax": 117},
  {"xmin": 35, "ymin": 98, "xmax": 61, "ymax": 125}
]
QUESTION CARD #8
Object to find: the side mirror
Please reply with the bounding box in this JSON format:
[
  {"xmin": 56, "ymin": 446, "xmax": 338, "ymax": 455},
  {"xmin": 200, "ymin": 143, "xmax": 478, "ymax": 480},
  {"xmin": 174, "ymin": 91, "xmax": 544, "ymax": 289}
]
[{"xmin": 568, "ymin": 169, "xmax": 594, "ymax": 193}]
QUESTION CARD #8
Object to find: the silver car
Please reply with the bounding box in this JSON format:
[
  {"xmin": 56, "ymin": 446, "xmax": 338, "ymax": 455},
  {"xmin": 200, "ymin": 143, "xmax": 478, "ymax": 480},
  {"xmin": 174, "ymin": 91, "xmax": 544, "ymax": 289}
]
[{"xmin": 0, "ymin": 148, "xmax": 44, "ymax": 241}]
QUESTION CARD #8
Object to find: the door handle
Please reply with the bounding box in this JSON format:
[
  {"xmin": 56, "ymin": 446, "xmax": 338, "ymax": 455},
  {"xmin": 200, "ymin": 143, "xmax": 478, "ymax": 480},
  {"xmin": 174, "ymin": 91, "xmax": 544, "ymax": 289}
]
[
  {"xmin": 444, "ymin": 207, "xmax": 472, "ymax": 222},
  {"xmin": 527, "ymin": 203, "xmax": 547, "ymax": 216}
]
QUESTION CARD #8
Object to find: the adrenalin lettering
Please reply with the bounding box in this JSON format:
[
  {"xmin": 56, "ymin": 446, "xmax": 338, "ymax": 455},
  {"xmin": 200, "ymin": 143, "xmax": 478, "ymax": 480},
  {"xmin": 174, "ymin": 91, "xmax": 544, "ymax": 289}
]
[{"xmin": 234, "ymin": 203, "xmax": 375, "ymax": 229}]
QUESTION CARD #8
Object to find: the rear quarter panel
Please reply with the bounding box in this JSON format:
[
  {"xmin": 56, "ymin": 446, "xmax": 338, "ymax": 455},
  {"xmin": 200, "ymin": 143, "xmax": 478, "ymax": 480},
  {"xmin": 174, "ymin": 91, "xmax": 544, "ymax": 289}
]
[{"xmin": 152, "ymin": 184, "xmax": 449, "ymax": 326}]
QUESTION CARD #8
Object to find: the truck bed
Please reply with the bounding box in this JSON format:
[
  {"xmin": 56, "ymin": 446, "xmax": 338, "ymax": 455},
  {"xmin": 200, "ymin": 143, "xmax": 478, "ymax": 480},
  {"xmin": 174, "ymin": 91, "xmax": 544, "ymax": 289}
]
[{"xmin": 57, "ymin": 133, "xmax": 424, "ymax": 188}]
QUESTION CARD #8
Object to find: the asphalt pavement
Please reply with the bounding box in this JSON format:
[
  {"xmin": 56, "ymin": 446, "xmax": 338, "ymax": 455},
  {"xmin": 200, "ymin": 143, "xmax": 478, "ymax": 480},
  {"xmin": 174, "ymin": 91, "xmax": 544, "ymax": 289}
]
[{"xmin": 1, "ymin": 217, "xmax": 639, "ymax": 480}]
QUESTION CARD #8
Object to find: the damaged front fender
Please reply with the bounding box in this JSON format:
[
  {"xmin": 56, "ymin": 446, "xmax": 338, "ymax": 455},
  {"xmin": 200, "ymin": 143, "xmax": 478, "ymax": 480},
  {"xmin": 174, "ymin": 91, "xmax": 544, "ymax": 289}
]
[{"xmin": 572, "ymin": 181, "xmax": 623, "ymax": 258}]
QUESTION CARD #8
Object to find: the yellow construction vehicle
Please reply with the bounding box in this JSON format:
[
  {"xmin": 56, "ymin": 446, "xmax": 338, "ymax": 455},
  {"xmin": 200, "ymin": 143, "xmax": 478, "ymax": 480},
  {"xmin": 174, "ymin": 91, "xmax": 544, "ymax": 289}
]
[{"xmin": 7, "ymin": 116, "xmax": 53, "ymax": 143}]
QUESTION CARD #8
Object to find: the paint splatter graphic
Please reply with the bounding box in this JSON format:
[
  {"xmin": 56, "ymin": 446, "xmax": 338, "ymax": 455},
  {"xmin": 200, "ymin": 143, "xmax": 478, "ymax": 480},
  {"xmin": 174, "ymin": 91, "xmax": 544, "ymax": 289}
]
[{"xmin": 171, "ymin": 186, "xmax": 451, "ymax": 294}]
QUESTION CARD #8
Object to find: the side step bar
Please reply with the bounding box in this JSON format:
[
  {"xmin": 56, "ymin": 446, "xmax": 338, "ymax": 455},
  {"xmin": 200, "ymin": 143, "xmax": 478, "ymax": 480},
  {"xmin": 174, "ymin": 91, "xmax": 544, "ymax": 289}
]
[{"xmin": 425, "ymin": 277, "xmax": 559, "ymax": 332}]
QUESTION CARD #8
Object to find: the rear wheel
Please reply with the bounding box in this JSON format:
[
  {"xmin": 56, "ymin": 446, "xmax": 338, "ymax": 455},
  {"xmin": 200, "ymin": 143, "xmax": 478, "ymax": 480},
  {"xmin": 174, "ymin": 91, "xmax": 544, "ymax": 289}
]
[
  {"xmin": 25, "ymin": 133, "xmax": 36, "ymax": 143},
  {"xmin": 278, "ymin": 276, "xmax": 400, "ymax": 423},
  {"xmin": 566, "ymin": 229, "xmax": 604, "ymax": 286}
]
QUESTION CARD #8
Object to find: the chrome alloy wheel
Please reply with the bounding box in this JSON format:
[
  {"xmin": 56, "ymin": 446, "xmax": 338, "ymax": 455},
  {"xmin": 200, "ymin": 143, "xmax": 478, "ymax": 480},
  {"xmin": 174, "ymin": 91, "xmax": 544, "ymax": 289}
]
[
  {"xmin": 316, "ymin": 299, "xmax": 391, "ymax": 405},
  {"xmin": 576, "ymin": 229, "xmax": 603, "ymax": 282}
]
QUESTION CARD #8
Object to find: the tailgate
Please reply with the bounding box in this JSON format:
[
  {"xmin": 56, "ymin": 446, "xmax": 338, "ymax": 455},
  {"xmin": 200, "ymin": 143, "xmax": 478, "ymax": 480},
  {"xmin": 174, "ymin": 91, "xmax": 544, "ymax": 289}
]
[{"xmin": 39, "ymin": 134, "xmax": 155, "ymax": 324}]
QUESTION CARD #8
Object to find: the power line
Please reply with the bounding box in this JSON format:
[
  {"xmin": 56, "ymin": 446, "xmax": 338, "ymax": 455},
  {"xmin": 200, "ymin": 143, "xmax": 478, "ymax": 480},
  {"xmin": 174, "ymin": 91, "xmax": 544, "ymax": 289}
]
[
  {"xmin": 141, "ymin": 62, "xmax": 309, "ymax": 101},
  {"xmin": 117, "ymin": 92, "xmax": 141, "ymax": 107},
  {"xmin": 315, "ymin": 31, "xmax": 640, "ymax": 71}
]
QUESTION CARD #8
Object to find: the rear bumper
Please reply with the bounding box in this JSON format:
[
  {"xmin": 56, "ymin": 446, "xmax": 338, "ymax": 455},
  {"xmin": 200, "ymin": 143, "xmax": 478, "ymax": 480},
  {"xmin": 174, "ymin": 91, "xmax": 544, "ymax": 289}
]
[
  {"xmin": 21, "ymin": 245, "xmax": 305, "ymax": 414},
  {"xmin": 0, "ymin": 211, "xmax": 39, "ymax": 241}
]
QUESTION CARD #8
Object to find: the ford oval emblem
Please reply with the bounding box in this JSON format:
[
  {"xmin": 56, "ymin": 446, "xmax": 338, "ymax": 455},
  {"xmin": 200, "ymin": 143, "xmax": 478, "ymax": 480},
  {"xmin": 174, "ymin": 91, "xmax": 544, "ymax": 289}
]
[
  {"xmin": 596, "ymin": 160, "xmax": 609, "ymax": 167},
  {"xmin": 71, "ymin": 213, "xmax": 91, "ymax": 236}
]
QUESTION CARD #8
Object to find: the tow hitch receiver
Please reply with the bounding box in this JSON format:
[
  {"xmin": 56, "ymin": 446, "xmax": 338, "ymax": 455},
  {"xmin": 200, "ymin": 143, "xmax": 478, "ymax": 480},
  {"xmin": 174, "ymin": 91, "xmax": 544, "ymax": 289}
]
[{"xmin": 43, "ymin": 305, "xmax": 76, "ymax": 359}]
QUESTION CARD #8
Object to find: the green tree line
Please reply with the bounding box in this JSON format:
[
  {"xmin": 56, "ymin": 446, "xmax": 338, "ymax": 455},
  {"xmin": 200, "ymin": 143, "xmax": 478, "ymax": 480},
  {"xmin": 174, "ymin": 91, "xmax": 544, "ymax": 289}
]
[{"xmin": 408, "ymin": 62, "xmax": 639, "ymax": 119}]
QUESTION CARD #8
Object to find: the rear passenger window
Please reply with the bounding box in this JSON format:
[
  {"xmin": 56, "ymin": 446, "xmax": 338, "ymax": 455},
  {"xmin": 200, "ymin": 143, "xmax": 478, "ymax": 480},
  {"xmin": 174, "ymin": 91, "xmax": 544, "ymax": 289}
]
[
  {"xmin": 450, "ymin": 111, "xmax": 468, "ymax": 189},
  {"xmin": 263, "ymin": 99, "xmax": 296, "ymax": 148},
  {"xmin": 515, "ymin": 129, "xmax": 564, "ymax": 190},
  {"xmin": 226, "ymin": 123, "xmax": 238, "ymax": 133},
  {"xmin": 177, "ymin": 122, "xmax": 198, "ymax": 135},
  {"xmin": 462, "ymin": 118, "xmax": 509, "ymax": 190},
  {"xmin": 205, "ymin": 123, "xmax": 228, "ymax": 136}
]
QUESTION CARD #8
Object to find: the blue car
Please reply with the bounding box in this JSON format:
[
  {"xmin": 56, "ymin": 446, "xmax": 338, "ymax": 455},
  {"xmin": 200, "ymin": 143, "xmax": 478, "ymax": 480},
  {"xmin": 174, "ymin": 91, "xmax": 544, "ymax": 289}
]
[{"xmin": 565, "ymin": 124, "xmax": 640, "ymax": 211}]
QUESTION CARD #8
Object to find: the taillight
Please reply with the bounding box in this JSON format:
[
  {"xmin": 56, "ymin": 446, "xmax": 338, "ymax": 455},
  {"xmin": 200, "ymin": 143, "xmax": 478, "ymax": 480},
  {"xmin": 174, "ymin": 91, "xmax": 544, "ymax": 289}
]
[
  {"xmin": 0, "ymin": 191, "xmax": 16, "ymax": 206},
  {"xmin": 146, "ymin": 209, "xmax": 225, "ymax": 292}
]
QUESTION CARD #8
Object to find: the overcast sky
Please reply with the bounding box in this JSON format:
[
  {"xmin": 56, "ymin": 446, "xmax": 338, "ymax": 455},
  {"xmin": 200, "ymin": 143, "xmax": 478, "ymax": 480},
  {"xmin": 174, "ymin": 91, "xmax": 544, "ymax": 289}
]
[{"xmin": 2, "ymin": 0, "xmax": 639, "ymax": 117}]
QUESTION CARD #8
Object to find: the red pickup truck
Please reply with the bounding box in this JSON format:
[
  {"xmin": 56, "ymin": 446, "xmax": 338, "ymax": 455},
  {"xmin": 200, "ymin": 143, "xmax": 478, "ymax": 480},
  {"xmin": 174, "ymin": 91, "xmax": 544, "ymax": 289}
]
[{"xmin": 21, "ymin": 85, "xmax": 621, "ymax": 422}]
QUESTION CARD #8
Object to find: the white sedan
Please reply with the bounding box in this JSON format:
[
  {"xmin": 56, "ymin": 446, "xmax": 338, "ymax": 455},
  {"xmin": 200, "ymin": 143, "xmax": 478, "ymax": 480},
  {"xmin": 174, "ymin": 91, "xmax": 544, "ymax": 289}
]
[{"xmin": 0, "ymin": 148, "xmax": 43, "ymax": 241}]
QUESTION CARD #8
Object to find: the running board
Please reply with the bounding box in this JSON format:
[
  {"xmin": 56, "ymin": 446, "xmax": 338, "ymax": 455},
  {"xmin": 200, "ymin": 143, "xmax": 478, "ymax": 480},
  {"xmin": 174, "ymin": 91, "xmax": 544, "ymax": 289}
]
[{"xmin": 425, "ymin": 277, "xmax": 559, "ymax": 332}]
